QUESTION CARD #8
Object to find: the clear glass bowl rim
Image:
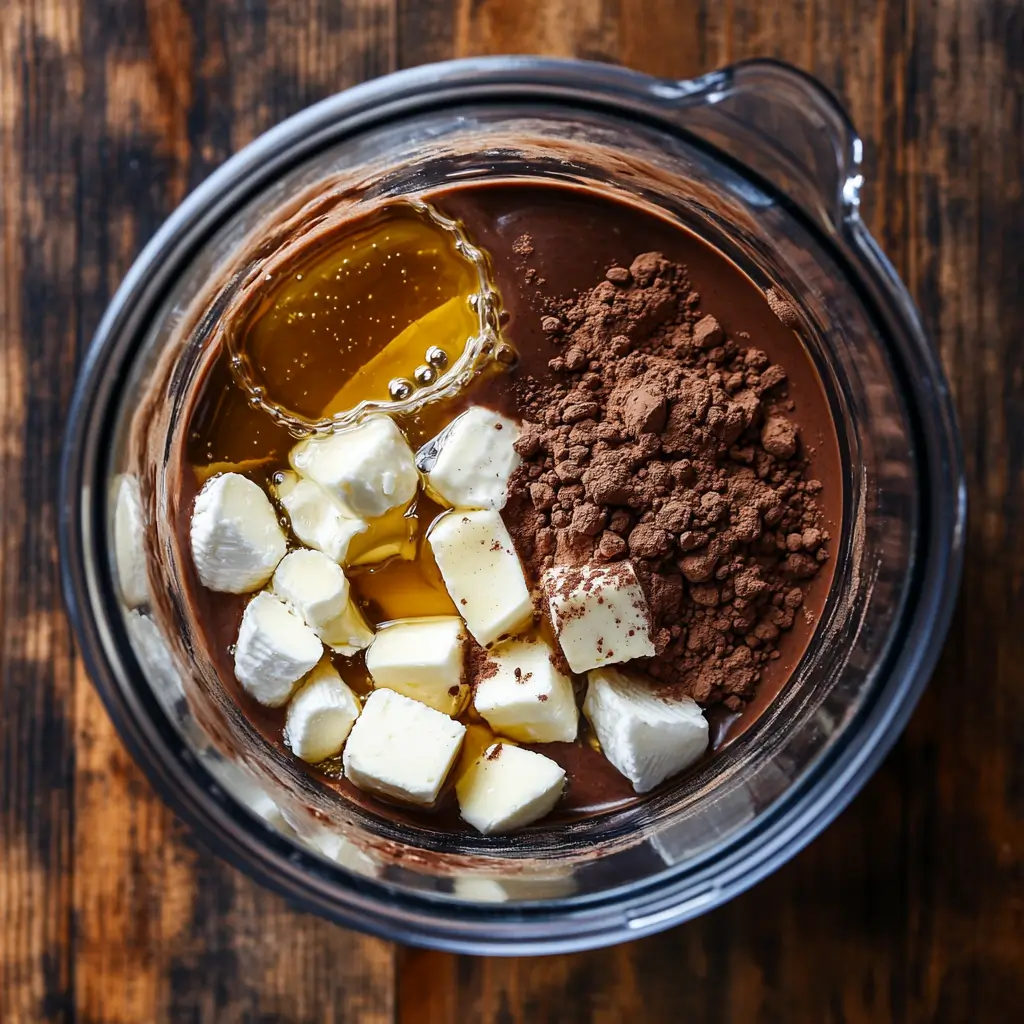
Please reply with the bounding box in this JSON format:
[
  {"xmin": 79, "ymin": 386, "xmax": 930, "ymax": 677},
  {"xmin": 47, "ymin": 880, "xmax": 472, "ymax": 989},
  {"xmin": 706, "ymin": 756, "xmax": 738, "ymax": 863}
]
[{"xmin": 58, "ymin": 55, "xmax": 966, "ymax": 954}]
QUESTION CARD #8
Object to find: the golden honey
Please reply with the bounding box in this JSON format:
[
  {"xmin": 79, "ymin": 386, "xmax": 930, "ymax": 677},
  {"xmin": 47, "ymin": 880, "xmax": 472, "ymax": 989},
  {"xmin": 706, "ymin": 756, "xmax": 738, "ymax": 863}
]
[{"xmin": 233, "ymin": 204, "xmax": 481, "ymax": 421}]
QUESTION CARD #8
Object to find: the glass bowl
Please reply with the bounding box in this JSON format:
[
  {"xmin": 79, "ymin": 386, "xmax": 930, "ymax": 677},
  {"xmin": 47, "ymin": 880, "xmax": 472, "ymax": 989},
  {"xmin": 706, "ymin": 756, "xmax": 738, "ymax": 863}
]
[{"xmin": 59, "ymin": 57, "xmax": 965, "ymax": 954}]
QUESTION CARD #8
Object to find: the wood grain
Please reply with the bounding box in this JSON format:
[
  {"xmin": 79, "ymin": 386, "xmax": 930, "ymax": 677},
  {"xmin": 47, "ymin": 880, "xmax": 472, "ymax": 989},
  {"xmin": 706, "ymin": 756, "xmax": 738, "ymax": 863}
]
[
  {"xmin": 2, "ymin": 2, "xmax": 397, "ymax": 1021},
  {"xmin": 1, "ymin": 3, "xmax": 80, "ymax": 1019},
  {"xmin": 1, "ymin": 1, "xmax": 1021, "ymax": 1022}
]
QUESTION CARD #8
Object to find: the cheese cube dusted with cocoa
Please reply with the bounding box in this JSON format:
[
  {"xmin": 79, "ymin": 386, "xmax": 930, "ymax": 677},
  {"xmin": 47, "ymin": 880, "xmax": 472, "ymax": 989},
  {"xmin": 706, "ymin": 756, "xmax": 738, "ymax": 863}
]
[
  {"xmin": 427, "ymin": 509, "xmax": 533, "ymax": 647},
  {"xmin": 543, "ymin": 561, "xmax": 655, "ymax": 673},
  {"xmin": 456, "ymin": 743, "xmax": 566, "ymax": 834},
  {"xmin": 417, "ymin": 405, "xmax": 521, "ymax": 510},
  {"xmin": 365, "ymin": 616, "xmax": 467, "ymax": 716},
  {"xmin": 342, "ymin": 689, "xmax": 465, "ymax": 806},
  {"xmin": 473, "ymin": 638, "xmax": 578, "ymax": 743},
  {"xmin": 584, "ymin": 666, "xmax": 708, "ymax": 793}
]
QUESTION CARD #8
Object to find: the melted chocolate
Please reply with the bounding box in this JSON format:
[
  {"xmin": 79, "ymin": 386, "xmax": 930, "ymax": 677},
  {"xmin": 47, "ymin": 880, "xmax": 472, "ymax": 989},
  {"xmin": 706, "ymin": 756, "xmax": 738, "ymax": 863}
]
[{"xmin": 176, "ymin": 180, "xmax": 842, "ymax": 831}]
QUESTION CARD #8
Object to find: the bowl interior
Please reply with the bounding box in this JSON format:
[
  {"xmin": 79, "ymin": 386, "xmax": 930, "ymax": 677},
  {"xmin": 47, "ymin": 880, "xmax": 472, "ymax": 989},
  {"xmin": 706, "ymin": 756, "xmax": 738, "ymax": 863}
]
[{"xmin": 103, "ymin": 103, "xmax": 920, "ymax": 913}]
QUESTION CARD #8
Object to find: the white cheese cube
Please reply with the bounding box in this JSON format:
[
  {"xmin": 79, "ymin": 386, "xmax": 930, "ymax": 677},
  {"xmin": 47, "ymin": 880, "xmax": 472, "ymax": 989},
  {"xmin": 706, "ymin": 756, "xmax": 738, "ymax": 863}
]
[
  {"xmin": 473, "ymin": 638, "xmax": 578, "ymax": 743},
  {"xmin": 113, "ymin": 475, "xmax": 149, "ymax": 607},
  {"xmin": 583, "ymin": 666, "xmax": 709, "ymax": 793},
  {"xmin": 319, "ymin": 598, "xmax": 375, "ymax": 656},
  {"xmin": 543, "ymin": 561, "xmax": 655, "ymax": 673},
  {"xmin": 428, "ymin": 509, "xmax": 533, "ymax": 647},
  {"xmin": 270, "ymin": 546, "xmax": 375, "ymax": 658},
  {"xmin": 418, "ymin": 405, "xmax": 521, "ymax": 510},
  {"xmin": 284, "ymin": 661, "xmax": 361, "ymax": 763},
  {"xmin": 233, "ymin": 592, "xmax": 323, "ymax": 706},
  {"xmin": 273, "ymin": 471, "xmax": 367, "ymax": 563},
  {"xmin": 290, "ymin": 414, "xmax": 418, "ymax": 519},
  {"xmin": 272, "ymin": 549, "xmax": 350, "ymax": 635},
  {"xmin": 124, "ymin": 609, "xmax": 184, "ymax": 706},
  {"xmin": 456, "ymin": 743, "xmax": 565, "ymax": 834},
  {"xmin": 190, "ymin": 473, "xmax": 287, "ymax": 593},
  {"xmin": 364, "ymin": 616, "xmax": 466, "ymax": 716},
  {"xmin": 342, "ymin": 688, "xmax": 465, "ymax": 806}
]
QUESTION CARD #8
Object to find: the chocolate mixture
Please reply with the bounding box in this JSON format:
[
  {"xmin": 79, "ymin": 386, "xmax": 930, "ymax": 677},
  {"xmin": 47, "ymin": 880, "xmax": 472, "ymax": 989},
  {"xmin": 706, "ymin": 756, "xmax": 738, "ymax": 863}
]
[
  {"xmin": 177, "ymin": 180, "xmax": 842, "ymax": 826},
  {"xmin": 501, "ymin": 250, "xmax": 829, "ymax": 712}
]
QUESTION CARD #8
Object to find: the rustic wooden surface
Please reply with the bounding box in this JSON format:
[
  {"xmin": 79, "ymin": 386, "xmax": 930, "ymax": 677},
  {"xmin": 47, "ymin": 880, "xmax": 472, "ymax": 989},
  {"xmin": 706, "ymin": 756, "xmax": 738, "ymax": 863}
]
[{"xmin": 1, "ymin": 1, "xmax": 1020, "ymax": 1021}]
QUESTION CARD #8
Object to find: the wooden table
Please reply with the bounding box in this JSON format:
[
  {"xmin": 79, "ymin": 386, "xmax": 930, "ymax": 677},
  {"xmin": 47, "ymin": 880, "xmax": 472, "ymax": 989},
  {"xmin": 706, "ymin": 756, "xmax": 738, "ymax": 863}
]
[{"xmin": 2, "ymin": 1, "xmax": 1020, "ymax": 1020}]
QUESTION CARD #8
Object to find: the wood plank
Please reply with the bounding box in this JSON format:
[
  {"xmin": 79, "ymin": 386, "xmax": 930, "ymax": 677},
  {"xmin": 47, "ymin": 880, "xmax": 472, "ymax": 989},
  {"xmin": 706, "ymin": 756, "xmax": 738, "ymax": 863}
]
[
  {"xmin": 0, "ymin": 2, "xmax": 395, "ymax": 1024},
  {"xmin": 396, "ymin": 1, "xmax": 1024, "ymax": 1021},
  {"xmin": 0, "ymin": 2, "xmax": 82, "ymax": 1020},
  {"xmin": 397, "ymin": 0, "xmax": 454, "ymax": 68},
  {"xmin": 892, "ymin": 0, "xmax": 1024, "ymax": 1016}
]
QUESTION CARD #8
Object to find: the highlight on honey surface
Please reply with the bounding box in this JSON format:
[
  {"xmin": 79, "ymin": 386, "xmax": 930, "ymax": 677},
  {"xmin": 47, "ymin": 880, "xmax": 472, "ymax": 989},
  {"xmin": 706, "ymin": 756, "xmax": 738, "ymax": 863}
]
[{"xmin": 224, "ymin": 199, "xmax": 503, "ymax": 434}]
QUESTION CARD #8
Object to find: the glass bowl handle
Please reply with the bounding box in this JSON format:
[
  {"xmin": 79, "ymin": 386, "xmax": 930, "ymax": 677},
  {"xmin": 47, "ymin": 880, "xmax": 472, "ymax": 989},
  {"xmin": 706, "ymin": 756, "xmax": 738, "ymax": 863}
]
[{"xmin": 652, "ymin": 58, "xmax": 864, "ymax": 235}]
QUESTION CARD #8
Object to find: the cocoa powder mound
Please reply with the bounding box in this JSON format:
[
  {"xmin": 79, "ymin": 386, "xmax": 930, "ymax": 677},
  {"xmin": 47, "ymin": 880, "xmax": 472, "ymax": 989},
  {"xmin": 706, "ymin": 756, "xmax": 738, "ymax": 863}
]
[{"xmin": 502, "ymin": 252, "xmax": 830, "ymax": 711}]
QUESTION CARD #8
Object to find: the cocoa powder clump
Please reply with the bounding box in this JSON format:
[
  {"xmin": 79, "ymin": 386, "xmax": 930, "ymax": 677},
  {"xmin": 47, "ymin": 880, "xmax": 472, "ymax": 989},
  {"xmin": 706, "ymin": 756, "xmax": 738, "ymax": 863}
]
[
  {"xmin": 503, "ymin": 253, "xmax": 830, "ymax": 711},
  {"xmin": 465, "ymin": 640, "xmax": 498, "ymax": 689}
]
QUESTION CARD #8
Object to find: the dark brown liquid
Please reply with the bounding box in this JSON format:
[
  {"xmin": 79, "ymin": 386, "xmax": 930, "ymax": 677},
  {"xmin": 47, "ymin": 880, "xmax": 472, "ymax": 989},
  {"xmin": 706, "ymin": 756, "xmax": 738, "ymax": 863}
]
[{"xmin": 176, "ymin": 180, "xmax": 842, "ymax": 832}]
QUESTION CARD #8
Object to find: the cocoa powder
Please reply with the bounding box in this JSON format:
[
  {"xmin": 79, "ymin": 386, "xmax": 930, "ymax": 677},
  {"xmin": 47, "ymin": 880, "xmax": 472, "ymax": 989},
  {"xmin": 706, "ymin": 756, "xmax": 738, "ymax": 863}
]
[{"xmin": 502, "ymin": 252, "xmax": 830, "ymax": 711}]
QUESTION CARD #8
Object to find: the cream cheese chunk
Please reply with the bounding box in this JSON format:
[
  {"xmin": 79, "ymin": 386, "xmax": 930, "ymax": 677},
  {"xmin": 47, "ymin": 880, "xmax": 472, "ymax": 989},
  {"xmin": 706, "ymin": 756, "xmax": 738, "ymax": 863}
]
[
  {"xmin": 473, "ymin": 637, "xmax": 578, "ymax": 743},
  {"xmin": 272, "ymin": 549, "xmax": 350, "ymax": 636},
  {"xmin": 543, "ymin": 561, "xmax": 655, "ymax": 673},
  {"xmin": 583, "ymin": 666, "xmax": 708, "ymax": 793},
  {"xmin": 427, "ymin": 509, "xmax": 533, "ymax": 647},
  {"xmin": 456, "ymin": 743, "xmax": 566, "ymax": 834},
  {"xmin": 233, "ymin": 591, "xmax": 323, "ymax": 706},
  {"xmin": 270, "ymin": 545, "xmax": 374, "ymax": 656},
  {"xmin": 364, "ymin": 616, "xmax": 466, "ymax": 716},
  {"xmin": 273, "ymin": 471, "xmax": 367, "ymax": 564},
  {"xmin": 418, "ymin": 405, "xmax": 521, "ymax": 510},
  {"xmin": 124, "ymin": 609, "xmax": 184, "ymax": 706},
  {"xmin": 190, "ymin": 473, "xmax": 287, "ymax": 593},
  {"xmin": 283, "ymin": 661, "xmax": 361, "ymax": 763},
  {"xmin": 320, "ymin": 598, "xmax": 375, "ymax": 656},
  {"xmin": 290, "ymin": 414, "xmax": 418, "ymax": 519},
  {"xmin": 342, "ymin": 689, "xmax": 465, "ymax": 806},
  {"xmin": 113, "ymin": 474, "xmax": 149, "ymax": 607}
]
